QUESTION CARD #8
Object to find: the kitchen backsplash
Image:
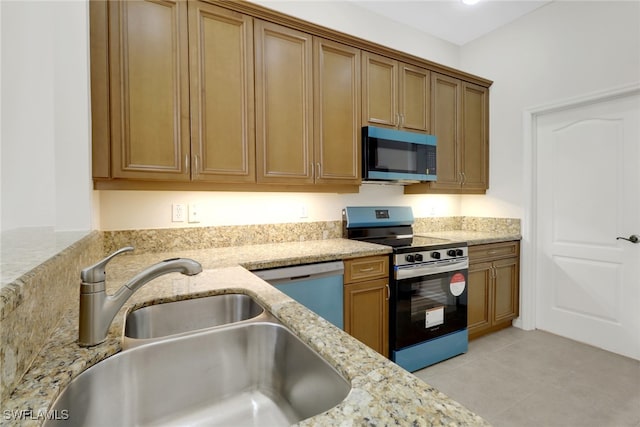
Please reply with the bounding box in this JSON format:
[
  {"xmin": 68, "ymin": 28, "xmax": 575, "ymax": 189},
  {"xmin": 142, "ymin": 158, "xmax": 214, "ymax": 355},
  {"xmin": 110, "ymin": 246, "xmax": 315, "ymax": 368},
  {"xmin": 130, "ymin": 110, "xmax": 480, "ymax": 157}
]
[
  {"xmin": 414, "ymin": 216, "xmax": 521, "ymax": 234},
  {"xmin": 103, "ymin": 217, "xmax": 521, "ymax": 255},
  {"xmin": 102, "ymin": 221, "xmax": 344, "ymax": 254}
]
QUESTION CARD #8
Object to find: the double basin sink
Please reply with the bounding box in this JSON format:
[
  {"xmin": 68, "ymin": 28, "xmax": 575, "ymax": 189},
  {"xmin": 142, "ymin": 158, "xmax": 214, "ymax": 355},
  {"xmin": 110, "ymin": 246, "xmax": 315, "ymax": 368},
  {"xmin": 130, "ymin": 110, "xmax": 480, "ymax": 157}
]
[{"xmin": 45, "ymin": 294, "xmax": 351, "ymax": 426}]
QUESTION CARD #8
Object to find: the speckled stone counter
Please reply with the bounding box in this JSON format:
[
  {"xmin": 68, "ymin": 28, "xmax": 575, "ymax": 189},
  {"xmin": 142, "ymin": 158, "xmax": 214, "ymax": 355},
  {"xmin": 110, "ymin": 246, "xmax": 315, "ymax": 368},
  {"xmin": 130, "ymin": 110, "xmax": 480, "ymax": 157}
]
[
  {"xmin": 3, "ymin": 240, "xmax": 490, "ymax": 427},
  {"xmin": 416, "ymin": 230, "xmax": 521, "ymax": 245}
]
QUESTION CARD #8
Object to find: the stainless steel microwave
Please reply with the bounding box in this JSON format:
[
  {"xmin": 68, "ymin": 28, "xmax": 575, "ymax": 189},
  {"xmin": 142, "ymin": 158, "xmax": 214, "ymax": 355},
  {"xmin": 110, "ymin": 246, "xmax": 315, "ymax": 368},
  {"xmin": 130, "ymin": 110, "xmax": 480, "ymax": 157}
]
[{"xmin": 362, "ymin": 126, "xmax": 437, "ymax": 183}]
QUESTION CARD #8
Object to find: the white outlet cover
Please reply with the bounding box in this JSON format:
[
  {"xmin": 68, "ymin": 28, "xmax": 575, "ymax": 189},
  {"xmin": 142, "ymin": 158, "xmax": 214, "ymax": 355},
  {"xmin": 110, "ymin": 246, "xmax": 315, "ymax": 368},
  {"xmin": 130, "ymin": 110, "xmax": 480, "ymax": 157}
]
[
  {"xmin": 172, "ymin": 204, "xmax": 186, "ymax": 222},
  {"xmin": 188, "ymin": 204, "xmax": 200, "ymax": 223}
]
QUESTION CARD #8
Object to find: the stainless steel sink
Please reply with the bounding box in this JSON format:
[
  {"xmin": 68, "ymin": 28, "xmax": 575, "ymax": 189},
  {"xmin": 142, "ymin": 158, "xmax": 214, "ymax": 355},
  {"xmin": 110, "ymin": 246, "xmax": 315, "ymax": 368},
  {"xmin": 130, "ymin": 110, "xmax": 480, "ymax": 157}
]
[
  {"xmin": 123, "ymin": 293, "xmax": 265, "ymax": 348},
  {"xmin": 46, "ymin": 321, "xmax": 351, "ymax": 426}
]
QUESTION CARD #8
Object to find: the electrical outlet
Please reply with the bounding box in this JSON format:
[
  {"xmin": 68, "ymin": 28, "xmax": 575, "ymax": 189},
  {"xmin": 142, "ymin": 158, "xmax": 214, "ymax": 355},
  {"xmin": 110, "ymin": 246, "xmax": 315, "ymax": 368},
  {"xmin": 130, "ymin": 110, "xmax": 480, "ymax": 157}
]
[
  {"xmin": 172, "ymin": 204, "xmax": 186, "ymax": 222},
  {"xmin": 299, "ymin": 205, "xmax": 308, "ymax": 219},
  {"xmin": 188, "ymin": 204, "xmax": 200, "ymax": 223}
]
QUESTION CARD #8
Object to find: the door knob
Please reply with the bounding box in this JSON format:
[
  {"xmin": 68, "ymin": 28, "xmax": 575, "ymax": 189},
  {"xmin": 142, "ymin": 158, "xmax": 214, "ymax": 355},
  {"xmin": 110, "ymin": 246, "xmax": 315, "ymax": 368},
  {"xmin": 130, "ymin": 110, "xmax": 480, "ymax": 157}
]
[{"xmin": 616, "ymin": 234, "xmax": 639, "ymax": 244}]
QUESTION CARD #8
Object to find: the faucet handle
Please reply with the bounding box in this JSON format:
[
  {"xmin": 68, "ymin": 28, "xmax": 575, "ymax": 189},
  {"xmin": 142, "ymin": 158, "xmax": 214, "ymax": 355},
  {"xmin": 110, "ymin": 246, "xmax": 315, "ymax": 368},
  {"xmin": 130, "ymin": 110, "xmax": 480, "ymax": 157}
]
[{"xmin": 81, "ymin": 246, "xmax": 134, "ymax": 283}]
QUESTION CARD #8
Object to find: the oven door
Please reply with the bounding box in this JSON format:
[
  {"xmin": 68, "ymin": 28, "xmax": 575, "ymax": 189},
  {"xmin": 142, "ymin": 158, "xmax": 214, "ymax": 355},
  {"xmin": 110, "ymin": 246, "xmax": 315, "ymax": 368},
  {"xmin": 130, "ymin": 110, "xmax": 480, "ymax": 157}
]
[{"xmin": 392, "ymin": 267, "xmax": 468, "ymax": 350}]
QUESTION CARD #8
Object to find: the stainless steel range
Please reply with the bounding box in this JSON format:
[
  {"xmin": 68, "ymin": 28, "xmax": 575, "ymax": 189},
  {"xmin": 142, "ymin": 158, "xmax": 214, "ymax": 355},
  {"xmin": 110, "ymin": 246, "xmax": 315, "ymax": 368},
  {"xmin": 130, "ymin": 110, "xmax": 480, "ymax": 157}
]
[{"xmin": 343, "ymin": 206, "xmax": 468, "ymax": 372}]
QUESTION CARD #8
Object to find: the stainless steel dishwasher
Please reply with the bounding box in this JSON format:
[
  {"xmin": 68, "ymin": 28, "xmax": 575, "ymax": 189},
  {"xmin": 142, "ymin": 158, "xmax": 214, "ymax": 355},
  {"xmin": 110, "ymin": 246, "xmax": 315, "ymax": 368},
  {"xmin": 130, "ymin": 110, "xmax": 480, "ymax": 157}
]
[{"xmin": 253, "ymin": 261, "xmax": 344, "ymax": 329}]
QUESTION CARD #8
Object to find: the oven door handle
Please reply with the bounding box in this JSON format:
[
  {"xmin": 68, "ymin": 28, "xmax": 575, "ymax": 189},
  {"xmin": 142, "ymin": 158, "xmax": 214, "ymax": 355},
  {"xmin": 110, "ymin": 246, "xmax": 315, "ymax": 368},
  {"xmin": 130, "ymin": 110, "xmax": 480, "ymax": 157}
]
[{"xmin": 395, "ymin": 258, "xmax": 469, "ymax": 280}]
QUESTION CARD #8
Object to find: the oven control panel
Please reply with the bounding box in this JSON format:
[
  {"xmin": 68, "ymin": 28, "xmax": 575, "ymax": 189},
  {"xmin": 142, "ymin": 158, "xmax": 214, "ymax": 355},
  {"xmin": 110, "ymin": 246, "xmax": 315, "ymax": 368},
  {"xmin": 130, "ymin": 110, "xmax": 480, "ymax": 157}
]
[{"xmin": 396, "ymin": 246, "xmax": 468, "ymax": 267}]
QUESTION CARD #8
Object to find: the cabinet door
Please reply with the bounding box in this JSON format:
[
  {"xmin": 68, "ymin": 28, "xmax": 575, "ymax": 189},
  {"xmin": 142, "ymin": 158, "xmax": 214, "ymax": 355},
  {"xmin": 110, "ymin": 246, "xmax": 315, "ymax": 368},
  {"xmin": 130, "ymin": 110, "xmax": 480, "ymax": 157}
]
[
  {"xmin": 492, "ymin": 257, "xmax": 520, "ymax": 324},
  {"xmin": 461, "ymin": 82, "xmax": 489, "ymax": 192},
  {"xmin": 255, "ymin": 21, "xmax": 313, "ymax": 184},
  {"xmin": 344, "ymin": 278, "xmax": 389, "ymax": 357},
  {"xmin": 313, "ymin": 38, "xmax": 361, "ymax": 184},
  {"xmin": 109, "ymin": 0, "xmax": 190, "ymax": 181},
  {"xmin": 428, "ymin": 72, "xmax": 462, "ymax": 190},
  {"xmin": 468, "ymin": 261, "xmax": 493, "ymax": 338},
  {"xmin": 362, "ymin": 52, "xmax": 397, "ymax": 128},
  {"xmin": 188, "ymin": 2, "xmax": 255, "ymax": 183},
  {"xmin": 399, "ymin": 64, "xmax": 430, "ymax": 133},
  {"xmin": 344, "ymin": 256, "xmax": 389, "ymax": 283}
]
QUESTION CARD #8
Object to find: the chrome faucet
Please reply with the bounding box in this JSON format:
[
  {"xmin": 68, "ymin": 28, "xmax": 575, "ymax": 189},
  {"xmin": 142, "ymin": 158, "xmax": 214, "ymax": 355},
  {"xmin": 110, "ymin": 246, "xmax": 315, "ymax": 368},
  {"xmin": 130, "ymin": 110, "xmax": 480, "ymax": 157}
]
[{"xmin": 78, "ymin": 247, "xmax": 202, "ymax": 347}]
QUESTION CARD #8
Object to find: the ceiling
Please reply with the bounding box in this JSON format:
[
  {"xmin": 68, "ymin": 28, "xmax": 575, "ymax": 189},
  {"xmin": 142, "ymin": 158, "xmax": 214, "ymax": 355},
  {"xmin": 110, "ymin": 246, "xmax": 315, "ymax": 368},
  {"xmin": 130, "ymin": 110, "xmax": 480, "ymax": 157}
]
[{"xmin": 346, "ymin": 0, "xmax": 553, "ymax": 46}]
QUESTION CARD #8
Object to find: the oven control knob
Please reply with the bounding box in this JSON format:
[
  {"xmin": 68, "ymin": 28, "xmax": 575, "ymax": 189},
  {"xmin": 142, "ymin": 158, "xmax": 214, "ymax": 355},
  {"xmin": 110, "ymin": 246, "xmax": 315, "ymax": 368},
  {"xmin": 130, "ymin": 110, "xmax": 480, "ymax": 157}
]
[
  {"xmin": 405, "ymin": 254, "xmax": 415, "ymax": 263},
  {"xmin": 447, "ymin": 249, "xmax": 457, "ymax": 257},
  {"xmin": 431, "ymin": 251, "xmax": 441, "ymax": 260},
  {"xmin": 456, "ymin": 249, "xmax": 464, "ymax": 256},
  {"xmin": 414, "ymin": 253, "xmax": 423, "ymax": 262}
]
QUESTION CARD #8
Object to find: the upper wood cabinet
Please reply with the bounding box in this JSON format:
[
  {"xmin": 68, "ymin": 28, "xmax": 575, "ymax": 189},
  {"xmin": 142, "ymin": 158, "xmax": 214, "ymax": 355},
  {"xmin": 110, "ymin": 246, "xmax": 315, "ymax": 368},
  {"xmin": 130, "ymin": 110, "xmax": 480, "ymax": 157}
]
[
  {"xmin": 362, "ymin": 51, "xmax": 430, "ymax": 133},
  {"xmin": 254, "ymin": 20, "xmax": 314, "ymax": 184},
  {"xmin": 90, "ymin": 0, "xmax": 490, "ymax": 192},
  {"xmin": 254, "ymin": 22, "xmax": 361, "ymax": 185},
  {"xmin": 313, "ymin": 38, "xmax": 361, "ymax": 185},
  {"xmin": 188, "ymin": 1, "xmax": 255, "ymax": 183},
  {"xmin": 461, "ymin": 82, "xmax": 489, "ymax": 192},
  {"xmin": 405, "ymin": 73, "xmax": 489, "ymax": 194},
  {"xmin": 107, "ymin": 0, "xmax": 190, "ymax": 181}
]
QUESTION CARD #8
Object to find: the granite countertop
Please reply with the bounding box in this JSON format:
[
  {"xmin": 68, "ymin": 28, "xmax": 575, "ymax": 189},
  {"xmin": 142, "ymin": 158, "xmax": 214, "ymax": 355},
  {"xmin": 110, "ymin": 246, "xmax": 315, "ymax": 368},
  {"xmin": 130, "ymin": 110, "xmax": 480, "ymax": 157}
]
[
  {"xmin": 416, "ymin": 230, "xmax": 521, "ymax": 245},
  {"xmin": 0, "ymin": 228, "xmax": 91, "ymax": 288},
  {"xmin": 4, "ymin": 238, "xmax": 492, "ymax": 426}
]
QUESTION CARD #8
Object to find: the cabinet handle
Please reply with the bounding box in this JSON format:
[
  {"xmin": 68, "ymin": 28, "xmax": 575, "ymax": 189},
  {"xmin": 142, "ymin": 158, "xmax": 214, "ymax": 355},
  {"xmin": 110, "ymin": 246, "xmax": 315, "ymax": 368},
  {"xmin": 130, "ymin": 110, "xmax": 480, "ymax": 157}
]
[
  {"xmin": 185, "ymin": 154, "xmax": 190, "ymax": 172},
  {"xmin": 487, "ymin": 250, "xmax": 499, "ymax": 255},
  {"xmin": 358, "ymin": 266, "xmax": 375, "ymax": 272},
  {"xmin": 310, "ymin": 162, "xmax": 314, "ymax": 179},
  {"xmin": 316, "ymin": 162, "xmax": 321, "ymax": 179},
  {"xmin": 461, "ymin": 172, "xmax": 467, "ymax": 186},
  {"xmin": 386, "ymin": 284, "xmax": 390, "ymax": 301}
]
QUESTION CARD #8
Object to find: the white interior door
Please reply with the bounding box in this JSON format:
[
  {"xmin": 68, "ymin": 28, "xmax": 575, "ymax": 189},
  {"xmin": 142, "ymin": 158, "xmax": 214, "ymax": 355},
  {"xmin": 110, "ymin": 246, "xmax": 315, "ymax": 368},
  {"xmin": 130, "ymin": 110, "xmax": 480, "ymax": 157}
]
[{"xmin": 535, "ymin": 91, "xmax": 640, "ymax": 360}]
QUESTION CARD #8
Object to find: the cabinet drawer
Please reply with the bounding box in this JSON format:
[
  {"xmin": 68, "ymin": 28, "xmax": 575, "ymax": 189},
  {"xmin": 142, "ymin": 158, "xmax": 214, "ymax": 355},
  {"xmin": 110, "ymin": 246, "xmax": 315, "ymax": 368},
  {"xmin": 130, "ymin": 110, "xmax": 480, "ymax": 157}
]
[
  {"xmin": 344, "ymin": 255, "xmax": 389, "ymax": 283},
  {"xmin": 469, "ymin": 241, "xmax": 520, "ymax": 263}
]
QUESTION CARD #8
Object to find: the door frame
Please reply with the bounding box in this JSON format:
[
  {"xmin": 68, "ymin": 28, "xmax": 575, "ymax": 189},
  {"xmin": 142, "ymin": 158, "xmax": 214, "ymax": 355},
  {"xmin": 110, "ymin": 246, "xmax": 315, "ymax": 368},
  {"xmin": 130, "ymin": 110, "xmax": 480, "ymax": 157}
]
[{"xmin": 520, "ymin": 82, "xmax": 640, "ymax": 331}]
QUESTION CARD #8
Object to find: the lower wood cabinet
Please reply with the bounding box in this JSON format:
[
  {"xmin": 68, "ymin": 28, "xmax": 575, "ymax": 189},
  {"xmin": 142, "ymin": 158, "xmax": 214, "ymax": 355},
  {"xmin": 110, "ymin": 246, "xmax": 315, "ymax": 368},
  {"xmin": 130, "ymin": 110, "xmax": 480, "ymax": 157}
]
[
  {"xmin": 343, "ymin": 255, "xmax": 389, "ymax": 357},
  {"xmin": 468, "ymin": 241, "xmax": 520, "ymax": 340}
]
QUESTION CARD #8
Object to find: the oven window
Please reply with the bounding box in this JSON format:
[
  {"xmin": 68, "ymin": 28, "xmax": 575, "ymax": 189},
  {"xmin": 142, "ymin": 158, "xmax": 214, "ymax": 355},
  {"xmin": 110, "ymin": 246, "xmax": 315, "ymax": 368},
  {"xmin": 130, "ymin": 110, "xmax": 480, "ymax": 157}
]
[{"xmin": 410, "ymin": 277, "xmax": 449, "ymax": 323}]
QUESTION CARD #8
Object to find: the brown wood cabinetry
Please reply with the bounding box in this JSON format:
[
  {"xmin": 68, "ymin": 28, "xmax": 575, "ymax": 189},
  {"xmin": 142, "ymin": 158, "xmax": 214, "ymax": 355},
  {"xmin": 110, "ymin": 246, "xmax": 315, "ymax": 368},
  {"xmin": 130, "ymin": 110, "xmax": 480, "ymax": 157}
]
[
  {"xmin": 313, "ymin": 38, "xmax": 361, "ymax": 184},
  {"xmin": 343, "ymin": 255, "xmax": 390, "ymax": 357},
  {"xmin": 255, "ymin": 24, "xmax": 361, "ymax": 185},
  {"xmin": 254, "ymin": 20, "xmax": 314, "ymax": 184},
  {"xmin": 362, "ymin": 51, "xmax": 430, "ymax": 132},
  {"xmin": 468, "ymin": 241, "xmax": 520, "ymax": 340},
  {"xmin": 106, "ymin": 0, "xmax": 191, "ymax": 181},
  {"xmin": 188, "ymin": 1, "xmax": 255, "ymax": 183},
  {"xmin": 90, "ymin": 0, "xmax": 491, "ymax": 192},
  {"xmin": 405, "ymin": 73, "xmax": 489, "ymax": 195}
]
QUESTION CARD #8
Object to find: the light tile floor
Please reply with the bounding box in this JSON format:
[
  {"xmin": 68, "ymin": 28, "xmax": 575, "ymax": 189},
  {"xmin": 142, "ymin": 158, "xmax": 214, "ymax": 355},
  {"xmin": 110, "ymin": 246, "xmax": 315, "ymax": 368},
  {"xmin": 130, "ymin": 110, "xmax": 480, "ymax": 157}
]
[{"xmin": 413, "ymin": 328, "xmax": 640, "ymax": 427}]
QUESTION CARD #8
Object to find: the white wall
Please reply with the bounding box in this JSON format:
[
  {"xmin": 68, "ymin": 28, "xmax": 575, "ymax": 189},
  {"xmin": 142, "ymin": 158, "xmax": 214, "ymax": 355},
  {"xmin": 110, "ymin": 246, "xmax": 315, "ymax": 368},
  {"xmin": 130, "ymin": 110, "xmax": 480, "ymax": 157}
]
[
  {"xmin": 459, "ymin": 0, "xmax": 640, "ymax": 218},
  {"xmin": 1, "ymin": 0, "xmax": 92, "ymax": 232},
  {"xmin": 247, "ymin": 0, "xmax": 460, "ymax": 68},
  {"xmin": 96, "ymin": 0, "xmax": 463, "ymax": 231},
  {"xmin": 99, "ymin": 185, "xmax": 459, "ymax": 230}
]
